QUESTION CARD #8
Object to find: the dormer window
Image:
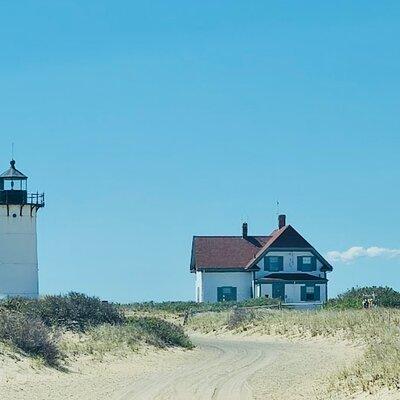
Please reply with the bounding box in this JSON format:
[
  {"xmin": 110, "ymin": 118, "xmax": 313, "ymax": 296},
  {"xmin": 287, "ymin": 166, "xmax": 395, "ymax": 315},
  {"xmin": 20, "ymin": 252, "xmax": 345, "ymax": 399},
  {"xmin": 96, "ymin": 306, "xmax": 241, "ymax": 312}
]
[
  {"xmin": 297, "ymin": 256, "xmax": 316, "ymax": 271},
  {"xmin": 264, "ymin": 255, "xmax": 283, "ymax": 272}
]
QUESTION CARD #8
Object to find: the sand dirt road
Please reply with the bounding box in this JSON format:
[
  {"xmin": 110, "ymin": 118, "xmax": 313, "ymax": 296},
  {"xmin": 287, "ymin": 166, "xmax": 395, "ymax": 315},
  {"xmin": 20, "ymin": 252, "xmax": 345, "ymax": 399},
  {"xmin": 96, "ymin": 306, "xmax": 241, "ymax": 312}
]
[
  {"xmin": 112, "ymin": 334, "xmax": 357, "ymax": 400},
  {"xmin": 1, "ymin": 334, "xmax": 359, "ymax": 400}
]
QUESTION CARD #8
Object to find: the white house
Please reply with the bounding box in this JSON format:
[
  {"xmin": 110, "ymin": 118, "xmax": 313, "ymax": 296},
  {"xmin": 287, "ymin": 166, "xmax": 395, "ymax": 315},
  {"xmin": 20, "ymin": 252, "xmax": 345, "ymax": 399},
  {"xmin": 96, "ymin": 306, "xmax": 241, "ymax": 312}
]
[
  {"xmin": 190, "ymin": 215, "xmax": 333, "ymax": 307},
  {"xmin": 0, "ymin": 160, "xmax": 45, "ymax": 299}
]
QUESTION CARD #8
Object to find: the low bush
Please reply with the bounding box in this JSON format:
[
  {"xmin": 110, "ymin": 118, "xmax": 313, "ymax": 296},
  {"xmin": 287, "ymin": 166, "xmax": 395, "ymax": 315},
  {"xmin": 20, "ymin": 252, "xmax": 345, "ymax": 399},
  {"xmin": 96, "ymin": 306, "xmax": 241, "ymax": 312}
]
[
  {"xmin": 326, "ymin": 286, "xmax": 400, "ymax": 310},
  {"xmin": 237, "ymin": 297, "xmax": 280, "ymax": 307},
  {"xmin": 122, "ymin": 297, "xmax": 279, "ymax": 315},
  {"xmin": 0, "ymin": 294, "xmax": 194, "ymax": 365},
  {"xmin": 1, "ymin": 292, "xmax": 125, "ymax": 331},
  {"xmin": 61, "ymin": 324, "xmax": 142, "ymax": 356},
  {"xmin": 227, "ymin": 308, "xmax": 255, "ymax": 330},
  {"xmin": 0, "ymin": 311, "xmax": 59, "ymax": 364},
  {"xmin": 62, "ymin": 316, "xmax": 194, "ymax": 357},
  {"xmin": 128, "ymin": 316, "xmax": 193, "ymax": 349},
  {"xmin": 124, "ymin": 301, "xmax": 199, "ymax": 314}
]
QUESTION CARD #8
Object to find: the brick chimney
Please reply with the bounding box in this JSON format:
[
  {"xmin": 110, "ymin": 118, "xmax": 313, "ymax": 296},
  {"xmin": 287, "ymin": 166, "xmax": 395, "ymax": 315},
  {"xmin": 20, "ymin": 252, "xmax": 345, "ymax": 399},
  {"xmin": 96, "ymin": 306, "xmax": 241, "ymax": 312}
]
[
  {"xmin": 278, "ymin": 214, "xmax": 286, "ymax": 229},
  {"xmin": 242, "ymin": 222, "xmax": 248, "ymax": 238}
]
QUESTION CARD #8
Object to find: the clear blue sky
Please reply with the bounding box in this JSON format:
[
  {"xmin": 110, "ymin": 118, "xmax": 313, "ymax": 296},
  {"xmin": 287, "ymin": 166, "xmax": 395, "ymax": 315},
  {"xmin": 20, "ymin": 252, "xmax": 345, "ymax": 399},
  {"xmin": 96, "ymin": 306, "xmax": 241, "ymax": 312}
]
[{"xmin": 1, "ymin": 1, "xmax": 399, "ymax": 302}]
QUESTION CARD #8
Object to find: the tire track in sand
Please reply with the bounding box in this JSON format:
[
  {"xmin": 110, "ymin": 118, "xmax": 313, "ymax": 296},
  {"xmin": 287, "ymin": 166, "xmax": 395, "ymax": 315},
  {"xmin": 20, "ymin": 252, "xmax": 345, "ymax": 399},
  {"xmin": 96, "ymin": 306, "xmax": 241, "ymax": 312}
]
[{"xmin": 113, "ymin": 336, "xmax": 282, "ymax": 400}]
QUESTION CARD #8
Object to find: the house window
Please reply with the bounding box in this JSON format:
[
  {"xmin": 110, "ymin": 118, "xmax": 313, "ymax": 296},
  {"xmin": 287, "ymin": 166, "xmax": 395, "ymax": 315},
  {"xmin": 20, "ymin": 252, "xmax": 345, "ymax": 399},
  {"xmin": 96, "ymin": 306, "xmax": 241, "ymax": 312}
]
[
  {"xmin": 217, "ymin": 286, "xmax": 237, "ymax": 302},
  {"xmin": 301, "ymin": 284, "xmax": 321, "ymax": 302},
  {"xmin": 306, "ymin": 286, "xmax": 315, "ymax": 301},
  {"xmin": 297, "ymin": 256, "xmax": 316, "ymax": 271},
  {"xmin": 264, "ymin": 256, "xmax": 283, "ymax": 271}
]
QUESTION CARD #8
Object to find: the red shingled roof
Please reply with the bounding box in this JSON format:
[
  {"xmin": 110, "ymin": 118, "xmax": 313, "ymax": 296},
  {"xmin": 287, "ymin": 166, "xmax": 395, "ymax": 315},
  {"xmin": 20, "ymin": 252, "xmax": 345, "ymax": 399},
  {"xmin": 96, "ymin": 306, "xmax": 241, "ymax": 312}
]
[
  {"xmin": 191, "ymin": 236, "xmax": 270, "ymax": 270},
  {"xmin": 190, "ymin": 224, "xmax": 333, "ymax": 272}
]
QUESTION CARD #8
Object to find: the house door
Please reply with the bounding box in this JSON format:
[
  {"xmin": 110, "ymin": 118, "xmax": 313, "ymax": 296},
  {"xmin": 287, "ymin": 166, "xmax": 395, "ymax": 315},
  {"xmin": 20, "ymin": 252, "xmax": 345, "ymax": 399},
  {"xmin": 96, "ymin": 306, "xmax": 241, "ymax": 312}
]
[
  {"xmin": 217, "ymin": 286, "xmax": 237, "ymax": 302},
  {"xmin": 272, "ymin": 283, "xmax": 285, "ymax": 301}
]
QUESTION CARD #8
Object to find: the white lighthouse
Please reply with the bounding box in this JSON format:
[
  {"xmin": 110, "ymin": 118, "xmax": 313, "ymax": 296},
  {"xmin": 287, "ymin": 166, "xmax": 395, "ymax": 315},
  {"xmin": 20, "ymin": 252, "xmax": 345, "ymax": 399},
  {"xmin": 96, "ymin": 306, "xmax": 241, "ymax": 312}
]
[{"xmin": 0, "ymin": 160, "xmax": 44, "ymax": 299}]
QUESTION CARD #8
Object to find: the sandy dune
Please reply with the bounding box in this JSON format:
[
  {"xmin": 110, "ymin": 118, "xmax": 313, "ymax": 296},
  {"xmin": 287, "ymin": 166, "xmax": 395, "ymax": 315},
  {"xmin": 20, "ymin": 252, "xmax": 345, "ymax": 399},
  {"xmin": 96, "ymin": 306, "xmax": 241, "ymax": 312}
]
[{"xmin": 0, "ymin": 334, "xmax": 366, "ymax": 400}]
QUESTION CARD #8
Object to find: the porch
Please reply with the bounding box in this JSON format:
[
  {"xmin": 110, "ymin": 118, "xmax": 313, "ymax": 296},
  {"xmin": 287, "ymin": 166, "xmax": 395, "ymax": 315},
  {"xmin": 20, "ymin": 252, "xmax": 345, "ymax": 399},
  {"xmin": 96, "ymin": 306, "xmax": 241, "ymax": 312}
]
[{"xmin": 254, "ymin": 273, "xmax": 328, "ymax": 304}]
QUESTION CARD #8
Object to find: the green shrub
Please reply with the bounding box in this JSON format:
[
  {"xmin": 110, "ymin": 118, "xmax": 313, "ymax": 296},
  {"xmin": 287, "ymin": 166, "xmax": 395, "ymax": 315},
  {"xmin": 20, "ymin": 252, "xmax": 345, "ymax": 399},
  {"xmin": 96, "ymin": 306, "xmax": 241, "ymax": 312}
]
[
  {"xmin": 0, "ymin": 294, "xmax": 195, "ymax": 364},
  {"xmin": 122, "ymin": 297, "xmax": 279, "ymax": 315},
  {"xmin": 62, "ymin": 317, "xmax": 194, "ymax": 357},
  {"xmin": 0, "ymin": 311, "xmax": 60, "ymax": 364},
  {"xmin": 1, "ymin": 292, "xmax": 125, "ymax": 331},
  {"xmin": 61, "ymin": 324, "xmax": 142, "ymax": 356},
  {"xmin": 326, "ymin": 286, "xmax": 400, "ymax": 310},
  {"xmin": 128, "ymin": 316, "xmax": 193, "ymax": 349},
  {"xmin": 238, "ymin": 297, "xmax": 280, "ymax": 308},
  {"xmin": 227, "ymin": 308, "xmax": 255, "ymax": 330}
]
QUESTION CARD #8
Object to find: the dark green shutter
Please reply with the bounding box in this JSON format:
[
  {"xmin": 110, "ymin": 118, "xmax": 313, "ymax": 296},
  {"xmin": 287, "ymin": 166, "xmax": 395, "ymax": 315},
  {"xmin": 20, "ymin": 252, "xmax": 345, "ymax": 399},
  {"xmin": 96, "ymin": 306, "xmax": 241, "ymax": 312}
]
[
  {"xmin": 272, "ymin": 283, "xmax": 285, "ymax": 301},
  {"xmin": 301, "ymin": 286, "xmax": 306, "ymax": 301},
  {"xmin": 310, "ymin": 257, "xmax": 317, "ymax": 271},
  {"xmin": 217, "ymin": 287, "xmax": 223, "ymax": 301},
  {"xmin": 264, "ymin": 256, "xmax": 270, "ymax": 271},
  {"xmin": 314, "ymin": 285, "xmax": 320, "ymax": 301},
  {"xmin": 231, "ymin": 287, "xmax": 237, "ymax": 301},
  {"xmin": 297, "ymin": 256, "xmax": 303, "ymax": 271}
]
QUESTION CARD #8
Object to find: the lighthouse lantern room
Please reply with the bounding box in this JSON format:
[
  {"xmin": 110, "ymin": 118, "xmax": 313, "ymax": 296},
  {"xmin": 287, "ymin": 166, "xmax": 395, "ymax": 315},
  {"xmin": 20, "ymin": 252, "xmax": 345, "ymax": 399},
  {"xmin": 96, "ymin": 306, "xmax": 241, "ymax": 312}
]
[{"xmin": 0, "ymin": 160, "xmax": 44, "ymax": 299}]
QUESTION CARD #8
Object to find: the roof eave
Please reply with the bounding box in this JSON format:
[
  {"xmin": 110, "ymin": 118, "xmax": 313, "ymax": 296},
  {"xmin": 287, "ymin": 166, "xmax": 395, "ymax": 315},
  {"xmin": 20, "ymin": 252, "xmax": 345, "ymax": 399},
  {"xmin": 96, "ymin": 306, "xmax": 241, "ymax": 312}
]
[
  {"xmin": 0, "ymin": 167, "xmax": 28, "ymax": 180},
  {"xmin": 195, "ymin": 267, "xmax": 251, "ymax": 272},
  {"xmin": 256, "ymin": 278, "xmax": 328, "ymax": 284},
  {"xmin": 244, "ymin": 237, "xmax": 334, "ymax": 273},
  {"xmin": 189, "ymin": 236, "xmax": 196, "ymax": 272}
]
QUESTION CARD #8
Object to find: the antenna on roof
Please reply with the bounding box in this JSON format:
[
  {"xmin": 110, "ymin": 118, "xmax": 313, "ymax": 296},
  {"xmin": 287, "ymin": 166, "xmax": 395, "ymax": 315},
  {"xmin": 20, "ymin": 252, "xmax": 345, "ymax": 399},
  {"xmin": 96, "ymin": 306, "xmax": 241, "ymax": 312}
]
[
  {"xmin": 276, "ymin": 200, "xmax": 280, "ymax": 216},
  {"xmin": 11, "ymin": 142, "xmax": 15, "ymax": 160}
]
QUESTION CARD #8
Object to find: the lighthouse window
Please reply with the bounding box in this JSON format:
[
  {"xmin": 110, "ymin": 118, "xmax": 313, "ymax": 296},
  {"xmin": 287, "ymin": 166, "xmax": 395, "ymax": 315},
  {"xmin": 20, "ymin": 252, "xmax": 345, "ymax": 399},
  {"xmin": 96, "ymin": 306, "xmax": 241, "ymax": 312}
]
[
  {"xmin": 12, "ymin": 213, "xmax": 17, "ymax": 218},
  {"xmin": 4, "ymin": 180, "xmax": 25, "ymax": 190}
]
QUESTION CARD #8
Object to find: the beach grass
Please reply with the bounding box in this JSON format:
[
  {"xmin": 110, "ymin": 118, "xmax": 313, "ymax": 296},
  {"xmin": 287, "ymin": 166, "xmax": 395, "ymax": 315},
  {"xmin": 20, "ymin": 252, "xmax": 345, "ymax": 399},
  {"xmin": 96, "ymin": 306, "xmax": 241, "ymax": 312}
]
[{"xmin": 188, "ymin": 308, "xmax": 400, "ymax": 395}]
